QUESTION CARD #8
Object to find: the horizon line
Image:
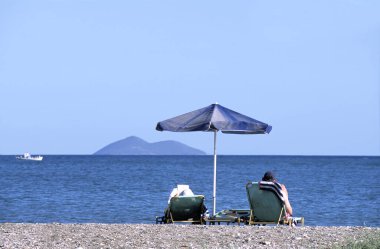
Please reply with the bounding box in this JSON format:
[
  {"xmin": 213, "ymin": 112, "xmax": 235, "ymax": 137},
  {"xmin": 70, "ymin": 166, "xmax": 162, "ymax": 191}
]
[{"xmin": 2, "ymin": 154, "xmax": 379, "ymax": 157}]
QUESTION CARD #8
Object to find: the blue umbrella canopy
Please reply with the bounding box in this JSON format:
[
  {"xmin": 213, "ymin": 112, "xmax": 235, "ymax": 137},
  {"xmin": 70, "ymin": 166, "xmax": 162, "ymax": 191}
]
[
  {"xmin": 156, "ymin": 103, "xmax": 272, "ymax": 215},
  {"xmin": 156, "ymin": 103, "xmax": 272, "ymax": 134}
]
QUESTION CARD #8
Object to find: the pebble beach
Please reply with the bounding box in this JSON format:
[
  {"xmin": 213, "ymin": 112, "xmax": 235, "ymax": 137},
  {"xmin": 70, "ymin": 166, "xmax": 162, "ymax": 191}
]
[{"xmin": 1, "ymin": 223, "xmax": 379, "ymax": 249}]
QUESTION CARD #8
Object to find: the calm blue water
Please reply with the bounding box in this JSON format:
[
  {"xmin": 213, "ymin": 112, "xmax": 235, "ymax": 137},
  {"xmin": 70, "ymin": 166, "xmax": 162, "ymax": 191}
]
[{"xmin": 0, "ymin": 155, "xmax": 379, "ymax": 226}]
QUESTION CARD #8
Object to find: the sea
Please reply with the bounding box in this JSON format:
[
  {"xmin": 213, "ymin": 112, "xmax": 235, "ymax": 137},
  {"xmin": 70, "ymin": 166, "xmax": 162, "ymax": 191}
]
[{"xmin": 0, "ymin": 155, "xmax": 379, "ymax": 226}]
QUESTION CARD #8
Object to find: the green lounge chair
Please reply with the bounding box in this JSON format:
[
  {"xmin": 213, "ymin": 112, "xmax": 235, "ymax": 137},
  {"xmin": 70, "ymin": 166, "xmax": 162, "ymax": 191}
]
[
  {"xmin": 246, "ymin": 182, "xmax": 304, "ymax": 226},
  {"xmin": 165, "ymin": 195, "xmax": 206, "ymax": 224}
]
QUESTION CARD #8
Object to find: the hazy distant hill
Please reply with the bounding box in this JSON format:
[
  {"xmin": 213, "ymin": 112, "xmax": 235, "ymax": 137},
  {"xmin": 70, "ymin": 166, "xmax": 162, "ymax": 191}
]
[{"xmin": 94, "ymin": 136, "xmax": 206, "ymax": 155}]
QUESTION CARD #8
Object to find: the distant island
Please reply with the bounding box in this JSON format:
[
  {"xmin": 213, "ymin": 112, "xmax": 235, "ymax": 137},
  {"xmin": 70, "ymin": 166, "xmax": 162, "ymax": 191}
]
[{"xmin": 94, "ymin": 136, "xmax": 206, "ymax": 155}]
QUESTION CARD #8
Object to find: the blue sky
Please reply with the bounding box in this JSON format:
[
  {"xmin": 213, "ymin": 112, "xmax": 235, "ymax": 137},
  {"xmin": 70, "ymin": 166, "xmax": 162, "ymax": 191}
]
[{"xmin": 1, "ymin": 0, "xmax": 379, "ymax": 155}]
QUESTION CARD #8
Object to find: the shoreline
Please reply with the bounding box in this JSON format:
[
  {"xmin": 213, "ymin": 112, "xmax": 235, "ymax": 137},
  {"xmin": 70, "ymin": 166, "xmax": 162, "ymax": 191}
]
[{"xmin": 1, "ymin": 223, "xmax": 379, "ymax": 248}]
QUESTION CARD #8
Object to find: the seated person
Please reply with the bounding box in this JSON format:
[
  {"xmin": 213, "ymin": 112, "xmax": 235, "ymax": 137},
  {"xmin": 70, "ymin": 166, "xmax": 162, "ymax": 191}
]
[
  {"xmin": 164, "ymin": 184, "xmax": 208, "ymax": 220},
  {"xmin": 167, "ymin": 184, "xmax": 194, "ymax": 203},
  {"xmin": 261, "ymin": 171, "xmax": 293, "ymax": 217}
]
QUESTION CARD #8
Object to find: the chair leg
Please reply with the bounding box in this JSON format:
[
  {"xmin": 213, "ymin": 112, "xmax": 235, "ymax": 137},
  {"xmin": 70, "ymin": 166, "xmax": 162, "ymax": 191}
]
[
  {"xmin": 277, "ymin": 207, "xmax": 284, "ymax": 226},
  {"xmin": 249, "ymin": 210, "xmax": 254, "ymax": 225},
  {"xmin": 169, "ymin": 212, "xmax": 174, "ymax": 224}
]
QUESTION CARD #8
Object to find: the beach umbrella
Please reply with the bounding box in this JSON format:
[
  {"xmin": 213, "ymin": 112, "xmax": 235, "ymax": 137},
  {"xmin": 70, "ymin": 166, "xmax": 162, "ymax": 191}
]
[{"xmin": 156, "ymin": 103, "xmax": 272, "ymax": 215}]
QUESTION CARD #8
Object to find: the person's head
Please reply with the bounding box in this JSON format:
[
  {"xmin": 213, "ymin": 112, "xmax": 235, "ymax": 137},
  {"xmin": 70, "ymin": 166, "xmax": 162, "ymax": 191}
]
[{"xmin": 262, "ymin": 171, "xmax": 276, "ymax": 182}]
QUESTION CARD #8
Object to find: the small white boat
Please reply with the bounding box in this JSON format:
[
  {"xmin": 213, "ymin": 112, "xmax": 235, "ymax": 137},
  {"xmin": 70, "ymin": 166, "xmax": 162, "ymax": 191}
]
[{"xmin": 16, "ymin": 153, "xmax": 43, "ymax": 161}]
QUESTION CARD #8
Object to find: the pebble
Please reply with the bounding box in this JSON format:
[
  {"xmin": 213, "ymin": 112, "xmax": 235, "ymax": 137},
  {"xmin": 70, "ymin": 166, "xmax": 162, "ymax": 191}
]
[{"xmin": 0, "ymin": 223, "xmax": 379, "ymax": 249}]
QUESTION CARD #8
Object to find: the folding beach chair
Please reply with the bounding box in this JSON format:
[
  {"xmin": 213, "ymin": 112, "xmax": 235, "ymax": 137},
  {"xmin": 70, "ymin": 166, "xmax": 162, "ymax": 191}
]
[
  {"xmin": 246, "ymin": 182, "xmax": 304, "ymax": 226},
  {"xmin": 164, "ymin": 195, "xmax": 206, "ymax": 224},
  {"xmin": 205, "ymin": 209, "xmax": 250, "ymax": 225}
]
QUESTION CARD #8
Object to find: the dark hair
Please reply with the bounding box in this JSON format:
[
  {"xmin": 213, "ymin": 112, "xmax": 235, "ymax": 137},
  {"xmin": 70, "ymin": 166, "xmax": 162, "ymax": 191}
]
[{"xmin": 262, "ymin": 171, "xmax": 276, "ymax": 182}]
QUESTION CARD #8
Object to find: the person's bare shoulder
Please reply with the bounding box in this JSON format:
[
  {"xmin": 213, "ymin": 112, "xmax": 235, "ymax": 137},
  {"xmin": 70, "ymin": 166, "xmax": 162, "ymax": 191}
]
[{"xmin": 281, "ymin": 184, "xmax": 289, "ymax": 195}]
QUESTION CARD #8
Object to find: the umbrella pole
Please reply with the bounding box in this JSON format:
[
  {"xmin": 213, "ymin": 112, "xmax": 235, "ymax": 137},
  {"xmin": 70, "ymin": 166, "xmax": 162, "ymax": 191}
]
[{"xmin": 213, "ymin": 131, "xmax": 217, "ymax": 216}]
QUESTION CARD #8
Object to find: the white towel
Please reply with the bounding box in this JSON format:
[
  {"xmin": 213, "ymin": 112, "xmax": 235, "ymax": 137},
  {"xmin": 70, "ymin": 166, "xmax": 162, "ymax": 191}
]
[{"xmin": 258, "ymin": 181, "xmax": 285, "ymax": 204}]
